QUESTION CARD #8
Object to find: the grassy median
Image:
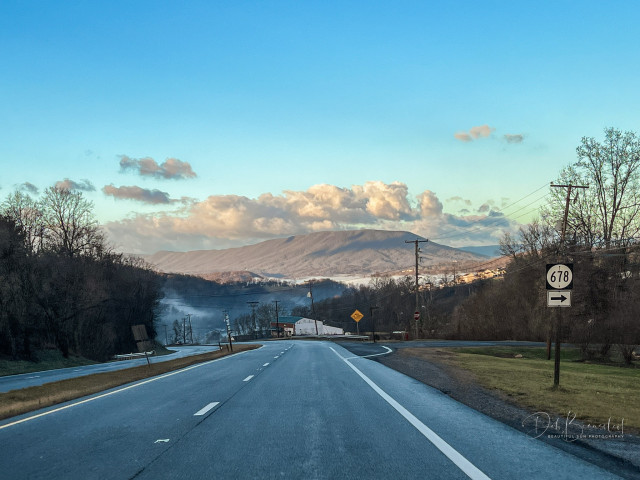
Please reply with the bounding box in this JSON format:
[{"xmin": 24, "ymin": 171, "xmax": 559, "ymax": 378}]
[
  {"xmin": 0, "ymin": 344, "xmax": 259, "ymax": 421},
  {"xmin": 402, "ymin": 346, "xmax": 639, "ymax": 431}
]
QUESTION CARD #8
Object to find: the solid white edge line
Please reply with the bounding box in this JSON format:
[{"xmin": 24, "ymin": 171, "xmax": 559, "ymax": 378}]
[
  {"xmin": 0, "ymin": 349, "xmax": 254, "ymax": 431},
  {"xmin": 194, "ymin": 402, "xmax": 219, "ymax": 416},
  {"xmin": 329, "ymin": 347, "xmax": 491, "ymax": 480},
  {"xmin": 345, "ymin": 346, "xmax": 393, "ymax": 360},
  {"xmin": 243, "ymin": 375, "xmax": 254, "ymax": 382}
]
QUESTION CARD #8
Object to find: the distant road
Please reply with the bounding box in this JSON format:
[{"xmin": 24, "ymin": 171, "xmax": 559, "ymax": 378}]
[
  {"xmin": 0, "ymin": 340, "xmax": 624, "ymax": 479},
  {"xmin": 0, "ymin": 345, "xmax": 219, "ymax": 393}
]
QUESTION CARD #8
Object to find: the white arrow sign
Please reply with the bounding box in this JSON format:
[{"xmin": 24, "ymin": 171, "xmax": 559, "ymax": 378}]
[{"xmin": 547, "ymin": 290, "xmax": 571, "ymax": 307}]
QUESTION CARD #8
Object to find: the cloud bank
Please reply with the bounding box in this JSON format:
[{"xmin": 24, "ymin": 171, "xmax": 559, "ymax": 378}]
[
  {"xmin": 119, "ymin": 155, "xmax": 197, "ymax": 180},
  {"xmin": 104, "ymin": 181, "xmax": 519, "ymax": 253}
]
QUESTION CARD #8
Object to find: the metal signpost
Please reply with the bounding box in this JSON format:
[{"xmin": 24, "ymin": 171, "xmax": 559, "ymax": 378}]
[
  {"xmin": 351, "ymin": 309, "xmax": 363, "ymax": 335},
  {"xmin": 546, "ymin": 263, "xmax": 573, "ymax": 386}
]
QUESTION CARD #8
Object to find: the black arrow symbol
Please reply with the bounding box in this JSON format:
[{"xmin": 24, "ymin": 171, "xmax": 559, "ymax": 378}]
[{"xmin": 551, "ymin": 295, "xmax": 567, "ymax": 302}]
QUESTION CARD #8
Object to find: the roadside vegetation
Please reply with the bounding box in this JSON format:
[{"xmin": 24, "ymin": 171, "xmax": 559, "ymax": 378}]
[
  {"xmin": 0, "ymin": 344, "xmax": 258, "ymax": 421},
  {"xmin": 402, "ymin": 346, "xmax": 639, "ymax": 431},
  {"xmin": 0, "ymin": 349, "xmax": 97, "ymax": 377}
]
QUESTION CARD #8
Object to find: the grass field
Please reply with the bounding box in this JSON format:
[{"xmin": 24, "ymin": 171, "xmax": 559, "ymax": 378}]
[
  {"xmin": 0, "ymin": 344, "xmax": 259, "ymax": 421},
  {"xmin": 403, "ymin": 346, "xmax": 638, "ymax": 432}
]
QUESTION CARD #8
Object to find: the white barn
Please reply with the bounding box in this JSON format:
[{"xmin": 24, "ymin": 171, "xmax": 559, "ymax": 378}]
[{"xmin": 295, "ymin": 317, "xmax": 344, "ymax": 335}]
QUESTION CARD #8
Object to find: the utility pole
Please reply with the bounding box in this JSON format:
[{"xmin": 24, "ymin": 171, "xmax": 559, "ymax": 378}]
[
  {"xmin": 405, "ymin": 238, "xmax": 428, "ymax": 339},
  {"xmin": 186, "ymin": 313, "xmax": 193, "ymax": 344},
  {"xmin": 182, "ymin": 317, "xmax": 186, "ymax": 345},
  {"xmin": 247, "ymin": 301, "xmax": 259, "ymax": 339},
  {"xmin": 273, "ymin": 300, "xmax": 280, "ymax": 338},
  {"xmin": 370, "ymin": 306, "xmax": 379, "ymax": 343},
  {"xmin": 223, "ymin": 310, "xmax": 233, "ymax": 352},
  {"xmin": 550, "ymin": 183, "xmax": 588, "ymax": 386},
  {"xmin": 308, "ymin": 280, "xmax": 318, "ymax": 335},
  {"xmin": 164, "ymin": 324, "xmax": 168, "ymax": 345}
]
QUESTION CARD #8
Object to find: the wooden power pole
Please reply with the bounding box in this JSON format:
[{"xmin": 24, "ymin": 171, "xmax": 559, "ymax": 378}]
[
  {"xmin": 405, "ymin": 238, "xmax": 428, "ymax": 338},
  {"xmin": 550, "ymin": 183, "xmax": 588, "ymax": 386}
]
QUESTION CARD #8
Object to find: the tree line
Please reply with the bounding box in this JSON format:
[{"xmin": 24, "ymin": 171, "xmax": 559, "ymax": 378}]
[{"xmin": 0, "ymin": 187, "xmax": 162, "ymax": 361}]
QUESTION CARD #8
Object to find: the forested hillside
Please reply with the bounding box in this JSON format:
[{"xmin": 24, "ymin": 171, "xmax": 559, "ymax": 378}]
[{"xmin": 0, "ymin": 188, "xmax": 162, "ymax": 361}]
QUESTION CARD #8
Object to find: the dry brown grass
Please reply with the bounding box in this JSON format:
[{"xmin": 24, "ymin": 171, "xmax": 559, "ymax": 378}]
[
  {"xmin": 401, "ymin": 346, "xmax": 640, "ymax": 431},
  {"xmin": 0, "ymin": 344, "xmax": 259, "ymax": 421}
]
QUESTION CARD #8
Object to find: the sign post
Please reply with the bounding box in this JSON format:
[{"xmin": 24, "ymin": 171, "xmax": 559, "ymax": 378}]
[
  {"xmin": 351, "ymin": 309, "xmax": 363, "ymax": 336},
  {"xmin": 546, "ymin": 263, "xmax": 573, "ymax": 386}
]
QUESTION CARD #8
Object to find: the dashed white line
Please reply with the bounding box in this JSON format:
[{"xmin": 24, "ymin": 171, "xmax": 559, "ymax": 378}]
[
  {"xmin": 243, "ymin": 375, "xmax": 254, "ymax": 382},
  {"xmin": 274, "ymin": 356, "xmax": 279, "ymax": 359},
  {"xmin": 330, "ymin": 347, "xmax": 491, "ymax": 480},
  {"xmin": 194, "ymin": 402, "xmax": 220, "ymax": 416},
  {"xmin": 263, "ymin": 363, "xmax": 270, "ymax": 367}
]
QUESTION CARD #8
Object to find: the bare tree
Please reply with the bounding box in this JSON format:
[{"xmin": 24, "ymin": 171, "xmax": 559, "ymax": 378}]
[
  {"xmin": 39, "ymin": 187, "xmax": 104, "ymax": 257},
  {"xmin": 1, "ymin": 190, "xmax": 45, "ymax": 253},
  {"xmin": 547, "ymin": 128, "xmax": 640, "ymax": 248}
]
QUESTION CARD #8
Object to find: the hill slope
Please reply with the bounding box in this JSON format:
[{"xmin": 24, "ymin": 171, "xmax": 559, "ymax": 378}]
[{"xmin": 145, "ymin": 229, "xmax": 487, "ymax": 278}]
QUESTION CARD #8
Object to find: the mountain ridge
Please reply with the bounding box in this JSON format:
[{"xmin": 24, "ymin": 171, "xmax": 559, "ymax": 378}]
[{"xmin": 144, "ymin": 229, "xmax": 489, "ymax": 278}]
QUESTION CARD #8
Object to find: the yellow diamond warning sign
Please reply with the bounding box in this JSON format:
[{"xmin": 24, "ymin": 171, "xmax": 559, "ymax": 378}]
[{"xmin": 351, "ymin": 309, "xmax": 364, "ymax": 322}]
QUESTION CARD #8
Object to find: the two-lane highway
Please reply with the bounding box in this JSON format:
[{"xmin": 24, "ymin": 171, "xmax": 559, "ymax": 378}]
[{"xmin": 0, "ymin": 341, "xmax": 625, "ymax": 479}]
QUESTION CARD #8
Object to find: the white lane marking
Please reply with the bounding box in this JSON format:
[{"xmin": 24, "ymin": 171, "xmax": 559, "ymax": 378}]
[
  {"xmin": 0, "ymin": 349, "xmax": 253, "ymax": 431},
  {"xmin": 274, "ymin": 356, "xmax": 279, "ymax": 359},
  {"xmin": 154, "ymin": 438, "xmax": 170, "ymax": 443},
  {"xmin": 345, "ymin": 346, "xmax": 393, "ymax": 360},
  {"xmin": 329, "ymin": 347, "xmax": 491, "ymax": 480},
  {"xmin": 27, "ymin": 376, "xmax": 41, "ymax": 379},
  {"xmin": 194, "ymin": 402, "xmax": 220, "ymax": 416},
  {"xmin": 263, "ymin": 363, "xmax": 270, "ymax": 367},
  {"xmin": 243, "ymin": 375, "xmax": 254, "ymax": 382}
]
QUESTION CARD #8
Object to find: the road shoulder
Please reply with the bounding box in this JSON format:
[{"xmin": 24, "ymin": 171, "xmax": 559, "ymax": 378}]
[{"xmin": 375, "ymin": 347, "xmax": 640, "ymax": 480}]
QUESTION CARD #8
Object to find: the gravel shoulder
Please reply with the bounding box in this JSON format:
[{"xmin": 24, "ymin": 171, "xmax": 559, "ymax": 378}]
[{"xmin": 375, "ymin": 348, "xmax": 640, "ymax": 480}]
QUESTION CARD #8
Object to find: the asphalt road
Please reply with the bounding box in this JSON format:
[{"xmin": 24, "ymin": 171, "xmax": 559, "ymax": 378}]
[
  {"xmin": 0, "ymin": 341, "xmax": 624, "ymax": 479},
  {"xmin": 0, "ymin": 345, "xmax": 220, "ymax": 393},
  {"xmin": 334, "ymin": 339, "xmax": 549, "ymax": 358}
]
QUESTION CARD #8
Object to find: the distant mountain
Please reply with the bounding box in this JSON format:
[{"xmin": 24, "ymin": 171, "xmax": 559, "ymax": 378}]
[
  {"xmin": 458, "ymin": 245, "xmax": 501, "ymax": 258},
  {"xmin": 144, "ymin": 229, "xmax": 488, "ymax": 278}
]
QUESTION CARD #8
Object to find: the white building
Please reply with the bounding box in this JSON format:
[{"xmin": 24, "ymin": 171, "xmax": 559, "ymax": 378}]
[
  {"xmin": 295, "ymin": 317, "xmax": 344, "ymax": 335},
  {"xmin": 271, "ymin": 316, "xmax": 344, "ymax": 336}
]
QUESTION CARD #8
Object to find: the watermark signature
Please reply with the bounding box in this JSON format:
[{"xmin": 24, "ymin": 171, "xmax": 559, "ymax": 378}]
[{"xmin": 522, "ymin": 411, "xmax": 624, "ymax": 442}]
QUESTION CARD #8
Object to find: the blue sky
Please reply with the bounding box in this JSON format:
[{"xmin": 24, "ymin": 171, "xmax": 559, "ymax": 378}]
[{"xmin": 2, "ymin": 1, "xmax": 639, "ymax": 253}]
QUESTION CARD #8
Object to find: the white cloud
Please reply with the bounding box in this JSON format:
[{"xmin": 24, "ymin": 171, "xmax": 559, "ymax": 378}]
[
  {"xmin": 119, "ymin": 155, "xmax": 197, "ymax": 180},
  {"xmin": 454, "ymin": 124, "xmax": 495, "ymax": 142},
  {"xmin": 504, "ymin": 133, "xmax": 524, "ymax": 144},
  {"xmin": 54, "ymin": 178, "xmax": 96, "ymax": 191},
  {"xmin": 103, "ymin": 181, "xmax": 522, "ymax": 253},
  {"xmin": 102, "ymin": 184, "xmax": 174, "ymax": 204}
]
